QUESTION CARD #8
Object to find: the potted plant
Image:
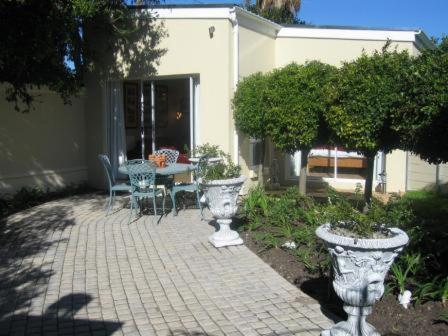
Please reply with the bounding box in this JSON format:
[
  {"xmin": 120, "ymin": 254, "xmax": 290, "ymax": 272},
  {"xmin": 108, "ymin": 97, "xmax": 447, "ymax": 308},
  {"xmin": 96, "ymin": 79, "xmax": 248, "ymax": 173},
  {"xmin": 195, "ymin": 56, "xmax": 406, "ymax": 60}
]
[
  {"xmin": 198, "ymin": 149, "xmax": 245, "ymax": 248},
  {"xmin": 316, "ymin": 193, "xmax": 409, "ymax": 336}
]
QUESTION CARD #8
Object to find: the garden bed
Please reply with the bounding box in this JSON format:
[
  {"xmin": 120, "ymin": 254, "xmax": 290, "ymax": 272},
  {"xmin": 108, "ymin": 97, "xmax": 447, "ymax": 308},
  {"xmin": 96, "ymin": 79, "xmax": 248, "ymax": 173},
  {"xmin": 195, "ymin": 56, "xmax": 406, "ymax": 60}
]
[
  {"xmin": 243, "ymin": 230, "xmax": 448, "ymax": 336},
  {"xmin": 237, "ymin": 187, "xmax": 448, "ymax": 336}
]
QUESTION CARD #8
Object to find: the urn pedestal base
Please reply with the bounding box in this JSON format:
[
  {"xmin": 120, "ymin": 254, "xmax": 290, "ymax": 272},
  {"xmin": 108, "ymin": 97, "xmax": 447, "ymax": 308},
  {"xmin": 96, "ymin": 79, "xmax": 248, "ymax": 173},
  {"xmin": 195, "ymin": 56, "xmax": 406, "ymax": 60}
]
[
  {"xmin": 321, "ymin": 306, "xmax": 379, "ymax": 336},
  {"xmin": 209, "ymin": 219, "xmax": 243, "ymax": 248}
]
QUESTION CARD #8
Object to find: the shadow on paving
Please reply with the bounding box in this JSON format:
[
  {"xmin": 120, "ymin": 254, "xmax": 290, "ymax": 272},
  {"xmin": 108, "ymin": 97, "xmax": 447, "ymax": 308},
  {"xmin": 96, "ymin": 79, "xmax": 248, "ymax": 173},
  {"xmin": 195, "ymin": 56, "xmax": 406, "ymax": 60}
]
[
  {"xmin": 0, "ymin": 196, "xmax": 103, "ymax": 322},
  {"xmin": 0, "ymin": 293, "xmax": 122, "ymax": 335},
  {"xmin": 300, "ymin": 276, "xmax": 344, "ymax": 323},
  {"xmin": 170, "ymin": 328, "xmax": 323, "ymax": 336}
]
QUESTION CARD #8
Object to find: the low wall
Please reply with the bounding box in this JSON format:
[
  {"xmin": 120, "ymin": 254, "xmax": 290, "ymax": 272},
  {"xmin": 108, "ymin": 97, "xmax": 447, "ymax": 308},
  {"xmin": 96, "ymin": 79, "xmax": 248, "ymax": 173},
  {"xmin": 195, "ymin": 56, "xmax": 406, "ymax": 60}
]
[{"xmin": 0, "ymin": 88, "xmax": 87, "ymax": 194}]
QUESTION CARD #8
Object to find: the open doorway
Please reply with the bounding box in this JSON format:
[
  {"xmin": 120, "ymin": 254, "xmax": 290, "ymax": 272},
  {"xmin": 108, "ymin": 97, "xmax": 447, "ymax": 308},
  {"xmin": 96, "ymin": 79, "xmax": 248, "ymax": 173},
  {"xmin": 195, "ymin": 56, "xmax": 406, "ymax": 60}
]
[{"xmin": 123, "ymin": 78, "xmax": 195, "ymax": 162}]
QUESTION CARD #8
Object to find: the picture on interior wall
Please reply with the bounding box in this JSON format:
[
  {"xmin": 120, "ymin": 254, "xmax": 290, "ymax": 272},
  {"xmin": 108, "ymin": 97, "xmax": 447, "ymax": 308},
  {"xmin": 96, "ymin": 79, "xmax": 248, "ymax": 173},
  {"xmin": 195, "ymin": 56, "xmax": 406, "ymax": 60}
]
[{"xmin": 124, "ymin": 82, "xmax": 138, "ymax": 128}]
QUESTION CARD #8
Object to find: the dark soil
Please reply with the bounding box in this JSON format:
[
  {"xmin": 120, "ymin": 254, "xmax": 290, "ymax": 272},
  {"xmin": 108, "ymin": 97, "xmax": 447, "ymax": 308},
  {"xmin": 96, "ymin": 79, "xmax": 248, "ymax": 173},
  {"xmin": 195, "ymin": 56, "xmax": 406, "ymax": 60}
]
[{"xmin": 242, "ymin": 231, "xmax": 448, "ymax": 336}]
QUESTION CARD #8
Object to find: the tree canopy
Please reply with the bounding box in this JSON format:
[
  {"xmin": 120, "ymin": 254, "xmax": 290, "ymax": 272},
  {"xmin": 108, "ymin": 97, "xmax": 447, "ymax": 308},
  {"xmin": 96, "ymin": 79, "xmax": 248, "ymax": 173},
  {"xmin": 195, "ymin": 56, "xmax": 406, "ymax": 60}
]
[
  {"xmin": 0, "ymin": 0, "xmax": 165, "ymax": 111},
  {"xmin": 396, "ymin": 37, "xmax": 448, "ymax": 164},
  {"xmin": 233, "ymin": 72, "xmax": 270, "ymax": 140},
  {"xmin": 233, "ymin": 71, "xmax": 270, "ymax": 185},
  {"xmin": 324, "ymin": 44, "xmax": 413, "ymax": 203},
  {"xmin": 325, "ymin": 44, "xmax": 413, "ymax": 157},
  {"xmin": 267, "ymin": 62, "xmax": 336, "ymax": 155},
  {"xmin": 233, "ymin": 61, "xmax": 336, "ymax": 193},
  {"xmin": 234, "ymin": 39, "xmax": 448, "ymax": 199}
]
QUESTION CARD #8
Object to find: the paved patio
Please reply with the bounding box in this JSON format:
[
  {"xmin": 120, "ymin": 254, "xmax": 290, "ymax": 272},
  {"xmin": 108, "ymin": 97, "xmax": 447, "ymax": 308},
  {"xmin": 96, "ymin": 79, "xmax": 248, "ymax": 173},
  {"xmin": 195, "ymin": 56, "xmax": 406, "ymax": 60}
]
[{"xmin": 0, "ymin": 195, "xmax": 335, "ymax": 336}]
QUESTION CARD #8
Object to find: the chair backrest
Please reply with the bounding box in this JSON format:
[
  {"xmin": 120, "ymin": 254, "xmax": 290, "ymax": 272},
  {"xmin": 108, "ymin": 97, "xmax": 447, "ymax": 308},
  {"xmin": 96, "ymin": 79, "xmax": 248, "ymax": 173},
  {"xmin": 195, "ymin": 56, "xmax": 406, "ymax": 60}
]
[
  {"xmin": 125, "ymin": 160, "xmax": 157, "ymax": 191},
  {"xmin": 194, "ymin": 155, "xmax": 209, "ymax": 181},
  {"xmin": 98, "ymin": 154, "xmax": 115, "ymax": 189},
  {"xmin": 154, "ymin": 149, "xmax": 179, "ymax": 164}
]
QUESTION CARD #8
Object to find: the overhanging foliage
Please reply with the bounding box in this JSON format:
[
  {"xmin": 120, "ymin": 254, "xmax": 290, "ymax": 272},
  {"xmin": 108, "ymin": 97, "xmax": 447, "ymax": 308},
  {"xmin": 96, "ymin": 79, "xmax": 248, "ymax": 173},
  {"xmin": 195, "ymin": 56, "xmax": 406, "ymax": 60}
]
[{"xmin": 0, "ymin": 0, "xmax": 165, "ymax": 111}]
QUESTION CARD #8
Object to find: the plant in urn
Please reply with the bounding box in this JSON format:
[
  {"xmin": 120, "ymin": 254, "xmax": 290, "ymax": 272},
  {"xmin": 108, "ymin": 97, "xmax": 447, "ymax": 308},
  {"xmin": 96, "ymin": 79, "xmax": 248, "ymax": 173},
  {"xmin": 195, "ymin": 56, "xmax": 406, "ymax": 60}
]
[{"xmin": 198, "ymin": 150, "xmax": 245, "ymax": 248}]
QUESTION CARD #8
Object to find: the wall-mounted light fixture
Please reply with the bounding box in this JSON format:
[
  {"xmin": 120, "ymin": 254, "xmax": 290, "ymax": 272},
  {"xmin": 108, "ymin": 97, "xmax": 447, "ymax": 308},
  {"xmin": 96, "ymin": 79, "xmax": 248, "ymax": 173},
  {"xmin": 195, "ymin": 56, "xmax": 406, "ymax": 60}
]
[
  {"xmin": 176, "ymin": 112, "xmax": 183, "ymax": 120},
  {"xmin": 209, "ymin": 26, "xmax": 215, "ymax": 38}
]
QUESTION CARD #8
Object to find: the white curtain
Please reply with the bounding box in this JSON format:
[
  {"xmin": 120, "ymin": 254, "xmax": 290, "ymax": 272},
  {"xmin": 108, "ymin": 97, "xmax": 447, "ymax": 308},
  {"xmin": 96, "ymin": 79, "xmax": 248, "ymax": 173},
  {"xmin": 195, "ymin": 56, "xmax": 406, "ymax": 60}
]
[{"xmin": 106, "ymin": 81, "xmax": 127, "ymax": 180}]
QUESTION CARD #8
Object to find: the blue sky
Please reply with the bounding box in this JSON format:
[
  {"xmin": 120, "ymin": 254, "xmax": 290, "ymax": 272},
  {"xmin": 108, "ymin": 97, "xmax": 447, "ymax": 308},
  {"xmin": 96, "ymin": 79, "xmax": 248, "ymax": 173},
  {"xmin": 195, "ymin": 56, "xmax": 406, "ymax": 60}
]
[{"xmin": 161, "ymin": 0, "xmax": 447, "ymax": 39}]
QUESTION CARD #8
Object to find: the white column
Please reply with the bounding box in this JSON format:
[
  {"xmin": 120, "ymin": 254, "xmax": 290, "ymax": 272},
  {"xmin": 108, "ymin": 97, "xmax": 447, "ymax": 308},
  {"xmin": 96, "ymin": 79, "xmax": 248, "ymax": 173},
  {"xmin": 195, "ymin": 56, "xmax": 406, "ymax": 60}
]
[
  {"xmin": 151, "ymin": 81, "xmax": 156, "ymax": 154},
  {"xmin": 194, "ymin": 79, "xmax": 200, "ymax": 146},
  {"xmin": 230, "ymin": 8, "xmax": 239, "ymax": 164},
  {"xmin": 189, "ymin": 77, "xmax": 194, "ymax": 151}
]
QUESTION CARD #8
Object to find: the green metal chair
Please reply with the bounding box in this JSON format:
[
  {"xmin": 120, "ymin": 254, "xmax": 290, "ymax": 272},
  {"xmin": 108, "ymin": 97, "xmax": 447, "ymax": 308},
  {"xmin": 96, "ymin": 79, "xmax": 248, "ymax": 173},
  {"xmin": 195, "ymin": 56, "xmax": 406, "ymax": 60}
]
[
  {"xmin": 125, "ymin": 159, "xmax": 165, "ymax": 223},
  {"xmin": 169, "ymin": 155, "xmax": 208, "ymax": 217},
  {"xmin": 153, "ymin": 148, "xmax": 180, "ymax": 189},
  {"xmin": 98, "ymin": 154, "xmax": 131, "ymax": 215}
]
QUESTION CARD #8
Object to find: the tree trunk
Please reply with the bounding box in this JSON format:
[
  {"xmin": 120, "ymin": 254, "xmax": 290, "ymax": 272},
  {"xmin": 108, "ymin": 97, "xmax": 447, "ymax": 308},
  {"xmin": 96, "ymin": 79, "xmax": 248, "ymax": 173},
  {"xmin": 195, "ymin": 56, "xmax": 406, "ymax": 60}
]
[
  {"xmin": 364, "ymin": 155, "xmax": 375, "ymax": 207},
  {"xmin": 257, "ymin": 139, "xmax": 266, "ymax": 187},
  {"xmin": 298, "ymin": 149, "xmax": 310, "ymax": 195}
]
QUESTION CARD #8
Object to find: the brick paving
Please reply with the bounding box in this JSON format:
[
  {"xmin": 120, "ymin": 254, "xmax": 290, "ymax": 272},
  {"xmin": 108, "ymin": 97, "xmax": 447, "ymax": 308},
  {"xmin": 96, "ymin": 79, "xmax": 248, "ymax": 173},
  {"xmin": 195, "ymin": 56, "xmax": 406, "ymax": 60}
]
[{"xmin": 0, "ymin": 195, "xmax": 334, "ymax": 335}]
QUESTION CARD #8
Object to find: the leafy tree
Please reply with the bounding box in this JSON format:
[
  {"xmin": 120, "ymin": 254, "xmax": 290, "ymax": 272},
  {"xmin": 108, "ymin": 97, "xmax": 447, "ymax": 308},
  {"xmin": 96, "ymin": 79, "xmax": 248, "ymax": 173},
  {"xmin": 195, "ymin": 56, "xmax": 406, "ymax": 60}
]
[
  {"xmin": 244, "ymin": 0, "xmax": 304, "ymax": 24},
  {"xmin": 396, "ymin": 37, "xmax": 448, "ymax": 164},
  {"xmin": 0, "ymin": 0, "xmax": 165, "ymax": 111},
  {"xmin": 267, "ymin": 62, "xmax": 336, "ymax": 194},
  {"xmin": 325, "ymin": 44, "xmax": 413, "ymax": 204},
  {"xmin": 233, "ymin": 72, "xmax": 270, "ymax": 185}
]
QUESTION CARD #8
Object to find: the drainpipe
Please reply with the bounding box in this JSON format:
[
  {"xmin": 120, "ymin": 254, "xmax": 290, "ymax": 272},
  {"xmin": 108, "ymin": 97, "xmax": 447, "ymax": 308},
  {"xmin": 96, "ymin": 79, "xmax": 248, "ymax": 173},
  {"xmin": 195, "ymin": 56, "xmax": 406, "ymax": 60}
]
[{"xmin": 230, "ymin": 7, "xmax": 239, "ymax": 164}]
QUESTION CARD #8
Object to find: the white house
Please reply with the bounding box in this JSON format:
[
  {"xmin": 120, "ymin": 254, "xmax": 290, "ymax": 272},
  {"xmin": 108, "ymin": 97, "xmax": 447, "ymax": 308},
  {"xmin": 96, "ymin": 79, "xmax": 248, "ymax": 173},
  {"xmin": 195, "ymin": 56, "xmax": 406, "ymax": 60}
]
[{"xmin": 1, "ymin": 5, "xmax": 446, "ymax": 195}]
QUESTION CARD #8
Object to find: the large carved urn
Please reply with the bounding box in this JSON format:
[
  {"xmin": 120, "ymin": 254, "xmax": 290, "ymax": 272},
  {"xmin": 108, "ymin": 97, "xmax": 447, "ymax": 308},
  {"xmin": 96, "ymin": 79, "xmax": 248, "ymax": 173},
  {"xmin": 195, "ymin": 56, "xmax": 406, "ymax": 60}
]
[
  {"xmin": 199, "ymin": 176, "xmax": 246, "ymax": 248},
  {"xmin": 316, "ymin": 224, "xmax": 409, "ymax": 336}
]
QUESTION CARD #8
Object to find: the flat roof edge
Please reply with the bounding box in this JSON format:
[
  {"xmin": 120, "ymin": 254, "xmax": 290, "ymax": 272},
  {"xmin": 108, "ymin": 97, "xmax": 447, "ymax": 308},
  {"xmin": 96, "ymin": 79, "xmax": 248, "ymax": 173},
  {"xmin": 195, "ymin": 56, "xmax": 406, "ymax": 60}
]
[
  {"xmin": 136, "ymin": 5, "xmax": 433, "ymax": 48},
  {"xmin": 278, "ymin": 27, "xmax": 427, "ymax": 44}
]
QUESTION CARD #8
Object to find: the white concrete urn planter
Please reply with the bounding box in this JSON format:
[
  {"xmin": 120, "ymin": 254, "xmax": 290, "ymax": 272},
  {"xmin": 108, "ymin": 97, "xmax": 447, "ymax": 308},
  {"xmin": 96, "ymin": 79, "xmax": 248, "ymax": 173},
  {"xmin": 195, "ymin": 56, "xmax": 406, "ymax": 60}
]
[
  {"xmin": 199, "ymin": 176, "xmax": 246, "ymax": 248},
  {"xmin": 316, "ymin": 224, "xmax": 409, "ymax": 336}
]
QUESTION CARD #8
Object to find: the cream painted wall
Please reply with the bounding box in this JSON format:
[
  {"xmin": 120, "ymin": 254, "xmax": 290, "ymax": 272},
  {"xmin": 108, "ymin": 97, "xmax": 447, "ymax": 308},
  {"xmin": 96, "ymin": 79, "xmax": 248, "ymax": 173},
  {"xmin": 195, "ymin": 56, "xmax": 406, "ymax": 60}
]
[
  {"xmin": 0, "ymin": 88, "xmax": 87, "ymax": 194},
  {"xmin": 275, "ymin": 38, "xmax": 415, "ymax": 67},
  {"xmin": 238, "ymin": 26, "xmax": 276, "ymax": 191},
  {"xmin": 239, "ymin": 27, "xmax": 275, "ymax": 78},
  {"xmin": 407, "ymin": 153, "xmax": 437, "ymax": 191},
  {"xmin": 84, "ymin": 73, "xmax": 108, "ymax": 189},
  {"xmin": 385, "ymin": 150, "xmax": 408, "ymax": 193},
  {"xmin": 156, "ymin": 19, "xmax": 233, "ymax": 154},
  {"xmin": 438, "ymin": 164, "xmax": 448, "ymax": 193},
  {"xmin": 84, "ymin": 18, "xmax": 235, "ymax": 188}
]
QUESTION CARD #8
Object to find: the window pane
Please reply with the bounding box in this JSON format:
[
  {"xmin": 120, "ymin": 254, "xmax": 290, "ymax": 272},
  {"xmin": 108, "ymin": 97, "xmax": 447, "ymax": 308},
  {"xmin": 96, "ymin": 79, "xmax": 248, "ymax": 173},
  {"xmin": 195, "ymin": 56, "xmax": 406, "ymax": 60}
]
[
  {"xmin": 307, "ymin": 146, "xmax": 368, "ymax": 179},
  {"xmin": 308, "ymin": 147, "xmax": 335, "ymax": 178},
  {"xmin": 333, "ymin": 146, "xmax": 367, "ymax": 179}
]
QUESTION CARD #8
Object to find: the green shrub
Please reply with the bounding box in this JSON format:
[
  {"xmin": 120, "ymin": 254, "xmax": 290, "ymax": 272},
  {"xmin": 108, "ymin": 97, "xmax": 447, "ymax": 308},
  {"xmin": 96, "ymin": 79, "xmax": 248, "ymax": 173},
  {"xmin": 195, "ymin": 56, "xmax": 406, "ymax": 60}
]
[
  {"xmin": 242, "ymin": 186, "xmax": 330, "ymax": 274},
  {"xmin": 192, "ymin": 143, "xmax": 226, "ymax": 158},
  {"xmin": 437, "ymin": 308, "xmax": 448, "ymax": 325},
  {"xmin": 241, "ymin": 185, "xmax": 268, "ymax": 231},
  {"xmin": 193, "ymin": 144, "xmax": 241, "ymax": 181},
  {"xmin": 241, "ymin": 186, "xmax": 448, "ymax": 300}
]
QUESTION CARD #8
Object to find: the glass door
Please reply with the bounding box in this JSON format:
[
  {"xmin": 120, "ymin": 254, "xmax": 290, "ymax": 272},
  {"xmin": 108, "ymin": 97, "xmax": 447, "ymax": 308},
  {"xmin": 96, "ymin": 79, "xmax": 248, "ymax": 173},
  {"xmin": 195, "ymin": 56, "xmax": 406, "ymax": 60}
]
[{"xmin": 124, "ymin": 78, "xmax": 195, "ymax": 161}]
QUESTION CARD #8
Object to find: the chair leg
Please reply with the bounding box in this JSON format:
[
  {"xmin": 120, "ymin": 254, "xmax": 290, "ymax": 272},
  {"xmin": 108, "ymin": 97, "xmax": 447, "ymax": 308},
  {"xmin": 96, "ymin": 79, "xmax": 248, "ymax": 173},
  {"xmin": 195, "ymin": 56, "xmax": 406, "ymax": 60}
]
[
  {"xmin": 162, "ymin": 195, "xmax": 166, "ymax": 215},
  {"xmin": 107, "ymin": 189, "xmax": 113, "ymax": 216},
  {"xmin": 111, "ymin": 190, "xmax": 116, "ymax": 210},
  {"xmin": 152, "ymin": 195, "xmax": 157, "ymax": 218},
  {"xmin": 196, "ymin": 188, "xmax": 203, "ymax": 219},
  {"xmin": 170, "ymin": 190, "xmax": 177, "ymax": 216}
]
